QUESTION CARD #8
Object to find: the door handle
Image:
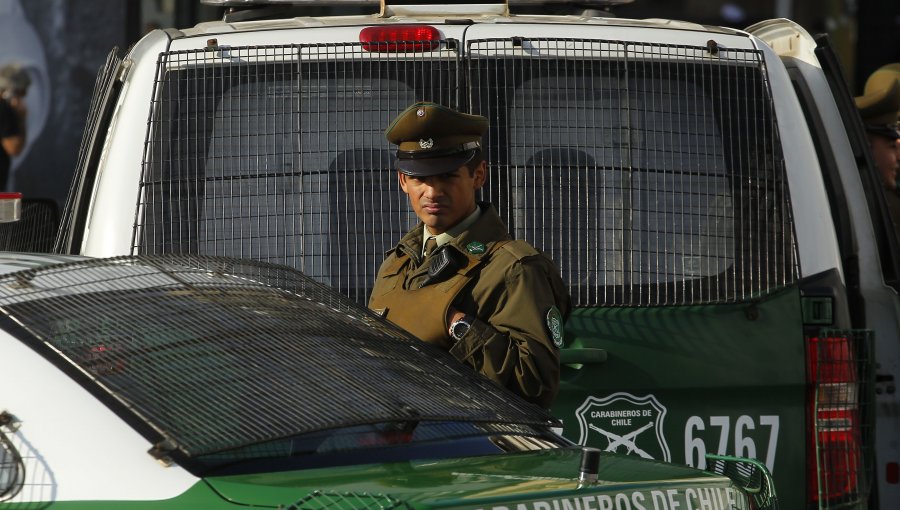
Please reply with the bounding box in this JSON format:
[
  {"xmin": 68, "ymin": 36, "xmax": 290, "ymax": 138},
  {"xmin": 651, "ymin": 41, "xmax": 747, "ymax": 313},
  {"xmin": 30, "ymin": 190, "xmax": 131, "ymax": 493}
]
[{"xmin": 559, "ymin": 348, "xmax": 607, "ymax": 365}]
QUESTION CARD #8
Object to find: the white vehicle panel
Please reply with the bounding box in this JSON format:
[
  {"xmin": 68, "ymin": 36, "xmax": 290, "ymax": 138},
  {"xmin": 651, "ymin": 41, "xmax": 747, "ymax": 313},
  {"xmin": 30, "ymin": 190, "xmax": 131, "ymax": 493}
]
[
  {"xmin": 0, "ymin": 330, "xmax": 197, "ymax": 503},
  {"xmin": 748, "ymin": 38, "xmax": 842, "ymax": 278},
  {"xmin": 82, "ymin": 30, "xmax": 171, "ymax": 258},
  {"xmin": 463, "ymin": 22, "xmax": 758, "ymax": 50}
]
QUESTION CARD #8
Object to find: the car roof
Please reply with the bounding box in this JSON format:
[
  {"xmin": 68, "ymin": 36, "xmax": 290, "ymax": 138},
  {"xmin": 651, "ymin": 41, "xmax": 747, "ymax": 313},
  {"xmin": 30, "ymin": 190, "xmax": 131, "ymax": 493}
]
[{"xmin": 0, "ymin": 252, "xmax": 88, "ymax": 275}]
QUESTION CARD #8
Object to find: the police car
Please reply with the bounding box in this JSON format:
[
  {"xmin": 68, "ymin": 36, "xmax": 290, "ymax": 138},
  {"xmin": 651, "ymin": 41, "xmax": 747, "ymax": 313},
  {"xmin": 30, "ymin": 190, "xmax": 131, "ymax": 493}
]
[
  {"xmin": 0, "ymin": 250, "xmax": 772, "ymax": 509},
  {"xmin": 23, "ymin": 0, "xmax": 900, "ymax": 509}
]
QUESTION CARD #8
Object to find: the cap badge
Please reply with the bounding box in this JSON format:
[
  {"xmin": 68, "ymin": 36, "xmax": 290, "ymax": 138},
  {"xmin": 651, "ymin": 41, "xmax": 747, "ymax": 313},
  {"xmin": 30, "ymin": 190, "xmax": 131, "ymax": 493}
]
[
  {"xmin": 546, "ymin": 306, "xmax": 564, "ymax": 347},
  {"xmin": 465, "ymin": 241, "xmax": 486, "ymax": 255},
  {"xmin": 416, "ymin": 108, "xmax": 426, "ymax": 117},
  {"xmin": 419, "ymin": 138, "xmax": 434, "ymax": 149}
]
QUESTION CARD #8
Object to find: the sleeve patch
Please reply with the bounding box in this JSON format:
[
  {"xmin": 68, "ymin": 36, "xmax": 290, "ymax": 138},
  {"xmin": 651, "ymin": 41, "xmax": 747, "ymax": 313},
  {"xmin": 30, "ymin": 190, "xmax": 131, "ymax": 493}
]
[{"xmin": 546, "ymin": 306, "xmax": 565, "ymax": 347}]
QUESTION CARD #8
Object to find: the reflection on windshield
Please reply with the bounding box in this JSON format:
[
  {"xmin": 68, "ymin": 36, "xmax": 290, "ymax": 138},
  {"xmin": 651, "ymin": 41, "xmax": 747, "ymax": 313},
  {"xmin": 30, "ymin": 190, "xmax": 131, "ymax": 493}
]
[{"xmin": 197, "ymin": 421, "xmax": 564, "ymax": 475}]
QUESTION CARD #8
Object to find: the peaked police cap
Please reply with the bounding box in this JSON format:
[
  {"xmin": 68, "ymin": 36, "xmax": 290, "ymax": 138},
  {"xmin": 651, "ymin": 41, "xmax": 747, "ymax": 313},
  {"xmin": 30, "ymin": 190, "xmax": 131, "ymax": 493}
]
[
  {"xmin": 855, "ymin": 63, "xmax": 900, "ymax": 139},
  {"xmin": 385, "ymin": 102, "xmax": 488, "ymax": 176}
]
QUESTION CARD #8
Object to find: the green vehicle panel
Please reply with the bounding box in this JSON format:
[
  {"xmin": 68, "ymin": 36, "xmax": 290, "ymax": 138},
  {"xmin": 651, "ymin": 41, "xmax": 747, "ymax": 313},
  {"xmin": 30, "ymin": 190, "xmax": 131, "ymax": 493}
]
[
  {"xmin": 0, "ymin": 450, "xmax": 751, "ymax": 509},
  {"xmin": 555, "ymin": 286, "xmax": 806, "ymax": 508},
  {"xmin": 204, "ymin": 449, "xmax": 747, "ymax": 509}
]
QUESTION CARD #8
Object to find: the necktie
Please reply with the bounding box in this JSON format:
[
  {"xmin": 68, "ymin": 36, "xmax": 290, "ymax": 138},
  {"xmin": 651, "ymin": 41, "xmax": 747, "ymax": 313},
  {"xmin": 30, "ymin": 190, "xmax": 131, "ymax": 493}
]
[{"xmin": 424, "ymin": 237, "xmax": 438, "ymax": 257}]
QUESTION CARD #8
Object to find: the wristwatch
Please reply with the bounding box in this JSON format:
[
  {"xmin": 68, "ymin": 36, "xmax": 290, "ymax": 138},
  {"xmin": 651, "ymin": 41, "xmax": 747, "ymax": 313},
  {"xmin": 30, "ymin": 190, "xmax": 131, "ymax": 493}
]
[{"xmin": 449, "ymin": 315, "xmax": 475, "ymax": 341}]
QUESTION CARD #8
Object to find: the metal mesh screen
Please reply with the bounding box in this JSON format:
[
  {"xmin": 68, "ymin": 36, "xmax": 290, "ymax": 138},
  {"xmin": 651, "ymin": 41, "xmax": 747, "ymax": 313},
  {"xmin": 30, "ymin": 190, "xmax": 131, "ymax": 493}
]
[
  {"xmin": 137, "ymin": 43, "xmax": 460, "ymax": 304},
  {"xmin": 135, "ymin": 39, "xmax": 797, "ymax": 307},
  {"xmin": 706, "ymin": 454, "xmax": 778, "ymax": 510},
  {"xmin": 287, "ymin": 490, "xmax": 412, "ymax": 510},
  {"xmin": 0, "ymin": 255, "xmax": 553, "ymax": 458},
  {"xmin": 469, "ymin": 39, "xmax": 797, "ymax": 305}
]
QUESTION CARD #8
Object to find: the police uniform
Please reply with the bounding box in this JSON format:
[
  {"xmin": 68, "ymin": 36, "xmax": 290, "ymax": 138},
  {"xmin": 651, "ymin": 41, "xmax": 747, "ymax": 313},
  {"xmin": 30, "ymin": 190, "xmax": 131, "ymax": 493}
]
[{"xmin": 369, "ymin": 102, "xmax": 571, "ymax": 408}]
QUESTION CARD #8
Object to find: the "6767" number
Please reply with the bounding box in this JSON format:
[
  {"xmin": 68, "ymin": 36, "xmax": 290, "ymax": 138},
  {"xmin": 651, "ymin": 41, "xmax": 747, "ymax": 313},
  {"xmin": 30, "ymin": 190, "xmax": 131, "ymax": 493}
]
[{"xmin": 684, "ymin": 415, "xmax": 780, "ymax": 472}]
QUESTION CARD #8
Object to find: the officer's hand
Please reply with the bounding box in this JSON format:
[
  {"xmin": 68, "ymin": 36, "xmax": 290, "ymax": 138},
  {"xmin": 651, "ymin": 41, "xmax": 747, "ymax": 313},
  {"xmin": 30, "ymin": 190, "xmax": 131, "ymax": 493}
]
[{"xmin": 446, "ymin": 307, "xmax": 466, "ymax": 331}]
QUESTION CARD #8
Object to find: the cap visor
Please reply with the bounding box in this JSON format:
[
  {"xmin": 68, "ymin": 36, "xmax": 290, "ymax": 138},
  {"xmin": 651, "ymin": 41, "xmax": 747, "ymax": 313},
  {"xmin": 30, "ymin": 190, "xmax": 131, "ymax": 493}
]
[
  {"xmin": 396, "ymin": 151, "xmax": 475, "ymax": 177},
  {"xmin": 865, "ymin": 124, "xmax": 900, "ymax": 141}
]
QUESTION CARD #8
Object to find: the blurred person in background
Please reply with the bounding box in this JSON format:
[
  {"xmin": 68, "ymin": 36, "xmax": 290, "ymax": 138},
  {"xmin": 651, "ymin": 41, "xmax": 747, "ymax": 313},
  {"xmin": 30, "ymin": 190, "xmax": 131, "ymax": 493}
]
[
  {"xmin": 0, "ymin": 62, "xmax": 30, "ymax": 191},
  {"xmin": 856, "ymin": 64, "xmax": 900, "ymax": 239}
]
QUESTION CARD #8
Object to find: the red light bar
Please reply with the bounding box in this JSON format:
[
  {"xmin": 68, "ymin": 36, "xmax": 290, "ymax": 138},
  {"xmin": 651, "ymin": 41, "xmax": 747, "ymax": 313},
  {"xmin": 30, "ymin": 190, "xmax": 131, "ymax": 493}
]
[{"xmin": 360, "ymin": 25, "xmax": 441, "ymax": 52}]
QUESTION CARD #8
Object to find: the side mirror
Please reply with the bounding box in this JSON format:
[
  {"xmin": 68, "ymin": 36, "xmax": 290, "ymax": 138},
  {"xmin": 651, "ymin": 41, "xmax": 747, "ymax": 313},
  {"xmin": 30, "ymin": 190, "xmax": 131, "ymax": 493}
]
[{"xmin": 0, "ymin": 411, "xmax": 24, "ymax": 501}]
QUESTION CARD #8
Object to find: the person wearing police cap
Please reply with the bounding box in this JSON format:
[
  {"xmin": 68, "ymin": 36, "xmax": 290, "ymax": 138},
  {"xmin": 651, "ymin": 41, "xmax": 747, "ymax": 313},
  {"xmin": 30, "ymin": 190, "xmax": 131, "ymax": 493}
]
[
  {"xmin": 369, "ymin": 102, "xmax": 571, "ymax": 408},
  {"xmin": 856, "ymin": 64, "xmax": 900, "ymax": 239}
]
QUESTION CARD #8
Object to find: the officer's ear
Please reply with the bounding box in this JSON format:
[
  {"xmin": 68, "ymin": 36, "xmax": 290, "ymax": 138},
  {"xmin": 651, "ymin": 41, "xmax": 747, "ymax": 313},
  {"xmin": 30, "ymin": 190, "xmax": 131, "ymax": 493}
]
[
  {"xmin": 472, "ymin": 160, "xmax": 487, "ymax": 189},
  {"xmin": 398, "ymin": 171, "xmax": 410, "ymax": 193}
]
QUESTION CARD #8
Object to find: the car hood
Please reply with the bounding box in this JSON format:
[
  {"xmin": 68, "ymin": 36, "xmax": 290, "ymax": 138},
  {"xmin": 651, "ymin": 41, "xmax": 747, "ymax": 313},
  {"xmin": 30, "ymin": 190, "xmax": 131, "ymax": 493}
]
[{"xmin": 204, "ymin": 448, "xmax": 749, "ymax": 509}]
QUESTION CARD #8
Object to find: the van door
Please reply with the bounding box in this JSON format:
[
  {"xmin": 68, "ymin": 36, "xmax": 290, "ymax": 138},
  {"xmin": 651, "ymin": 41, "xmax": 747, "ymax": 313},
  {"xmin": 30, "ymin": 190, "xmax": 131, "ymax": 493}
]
[{"xmin": 752, "ymin": 20, "xmax": 899, "ymax": 510}]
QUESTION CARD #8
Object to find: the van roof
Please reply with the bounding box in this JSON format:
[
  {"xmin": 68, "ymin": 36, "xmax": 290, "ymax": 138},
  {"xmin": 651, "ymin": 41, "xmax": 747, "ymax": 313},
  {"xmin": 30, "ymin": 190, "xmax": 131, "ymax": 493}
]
[{"xmin": 180, "ymin": 11, "xmax": 742, "ymax": 38}]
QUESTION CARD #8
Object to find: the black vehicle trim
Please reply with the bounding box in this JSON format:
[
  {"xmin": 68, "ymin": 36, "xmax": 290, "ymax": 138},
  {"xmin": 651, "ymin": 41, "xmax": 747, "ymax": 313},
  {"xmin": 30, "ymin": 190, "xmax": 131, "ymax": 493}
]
[
  {"xmin": 783, "ymin": 62, "xmax": 862, "ymax": 328},
  {"xmin": 813, "ymin": 33, "xmax": 900, "ymax": 292},
  {"xmin": 56, "ymin": 48, "xmax": 126, "ymax": 254}
]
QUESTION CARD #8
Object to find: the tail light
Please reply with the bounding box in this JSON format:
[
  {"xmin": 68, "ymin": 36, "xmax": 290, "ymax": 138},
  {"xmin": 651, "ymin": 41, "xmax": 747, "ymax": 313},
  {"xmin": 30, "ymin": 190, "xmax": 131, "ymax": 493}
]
[
  {"xmin": 359, "ymin": 25, "xmax": 441, "ymax": 52},
  {"xmin": 806, "ymin": 335, "xmax": 862, "ymax": 504}
]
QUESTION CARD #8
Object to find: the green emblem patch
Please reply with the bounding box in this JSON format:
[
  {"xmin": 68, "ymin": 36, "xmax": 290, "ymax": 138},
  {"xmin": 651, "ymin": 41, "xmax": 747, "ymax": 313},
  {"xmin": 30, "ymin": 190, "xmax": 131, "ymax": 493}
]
[
  {"xmin": 466, "ymin": 241, "xmax": 486, "ymax": 254},
  {"xmin": 546, "ymin": 306, "xmax": 564, "ymax": 347}
]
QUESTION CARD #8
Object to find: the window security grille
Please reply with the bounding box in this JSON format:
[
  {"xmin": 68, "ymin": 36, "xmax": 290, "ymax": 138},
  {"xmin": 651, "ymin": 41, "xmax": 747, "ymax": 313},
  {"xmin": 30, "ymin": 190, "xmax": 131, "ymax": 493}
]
[
  {"xmin": 0, "ymin": 255, "xmax": 553, "ymax": 459},
  {"xmin": 136, "ymin": 39, "xmax": 798, "ymax": 307},
  {"xmin": 469, "ymin": 39, "xmax": 798, "ymax": 305},
  {"xmin": 138, "ymin": 43, "xmax": 460, "ymax": 304}
]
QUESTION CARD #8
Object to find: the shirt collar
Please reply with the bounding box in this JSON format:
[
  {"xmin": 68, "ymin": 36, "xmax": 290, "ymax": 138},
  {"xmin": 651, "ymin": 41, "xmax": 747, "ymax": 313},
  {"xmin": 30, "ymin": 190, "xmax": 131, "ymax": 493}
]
[{"xmin": 421, "ymin": 206, "xmax": 482, "ymax": 256}]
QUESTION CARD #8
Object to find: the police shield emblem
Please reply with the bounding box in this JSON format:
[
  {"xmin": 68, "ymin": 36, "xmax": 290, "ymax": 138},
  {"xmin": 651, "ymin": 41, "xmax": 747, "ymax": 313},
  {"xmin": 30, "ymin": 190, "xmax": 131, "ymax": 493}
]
[{"xmin": 575, "ymin": 392, "xmax": 671, "ymax": 462}]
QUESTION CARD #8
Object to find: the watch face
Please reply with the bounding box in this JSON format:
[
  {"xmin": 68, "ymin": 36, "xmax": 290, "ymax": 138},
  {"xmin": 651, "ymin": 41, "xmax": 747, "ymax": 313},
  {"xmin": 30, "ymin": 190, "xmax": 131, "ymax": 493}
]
[{"xmin": 451, "ymin": 319, "xmax": 470, "ymax": 340}]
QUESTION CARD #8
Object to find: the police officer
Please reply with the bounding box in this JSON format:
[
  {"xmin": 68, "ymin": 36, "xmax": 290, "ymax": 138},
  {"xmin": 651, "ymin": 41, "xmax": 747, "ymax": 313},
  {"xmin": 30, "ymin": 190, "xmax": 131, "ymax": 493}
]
[
  {"xmin": 856, "ymin": 64, "xmax": 900, "ymax": 238},
  {"xmin": 369, "ymin": 102, "xmax": 571, "ymax": 408}
]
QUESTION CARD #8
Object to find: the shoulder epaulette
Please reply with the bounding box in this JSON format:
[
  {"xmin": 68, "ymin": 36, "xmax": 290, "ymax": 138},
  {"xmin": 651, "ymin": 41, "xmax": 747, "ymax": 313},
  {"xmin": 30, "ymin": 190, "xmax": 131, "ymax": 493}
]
[{"xmin": 498, "ymin": 239, "xmax": 540, "ymax": 260}]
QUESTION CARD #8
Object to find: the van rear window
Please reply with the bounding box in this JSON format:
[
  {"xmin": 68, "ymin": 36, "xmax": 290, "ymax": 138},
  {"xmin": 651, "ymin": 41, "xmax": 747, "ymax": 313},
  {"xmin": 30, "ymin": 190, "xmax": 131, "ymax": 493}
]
[{"xmin": 137, "ymin": 40, "xmax": 798, "ymax": 306}]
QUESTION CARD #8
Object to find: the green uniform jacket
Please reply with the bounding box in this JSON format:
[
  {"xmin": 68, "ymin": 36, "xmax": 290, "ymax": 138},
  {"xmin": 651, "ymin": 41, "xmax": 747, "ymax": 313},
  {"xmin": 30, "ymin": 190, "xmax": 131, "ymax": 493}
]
[{"xmin": 369, "ymin": 204, "xmax": 571, "ymax": 408}]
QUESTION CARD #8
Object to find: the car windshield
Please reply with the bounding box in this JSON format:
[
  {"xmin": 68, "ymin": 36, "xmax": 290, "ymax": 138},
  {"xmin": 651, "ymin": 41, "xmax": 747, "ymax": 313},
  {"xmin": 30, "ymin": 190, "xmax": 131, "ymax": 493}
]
[{"xmin": 0, "ymin": 255, "xmax": 560, "ymax": 474}]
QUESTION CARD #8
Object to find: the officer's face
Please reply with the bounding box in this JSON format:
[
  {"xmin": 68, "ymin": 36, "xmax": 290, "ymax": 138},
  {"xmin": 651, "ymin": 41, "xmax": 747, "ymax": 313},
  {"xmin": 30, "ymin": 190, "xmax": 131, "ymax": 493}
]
[
  {"xmin": 399, "ymin": 161, "xmax": 486, "ymax": 235},
  {"xmin": 869, "ymin": 133, "xmax": 899, "ymax": 190}
]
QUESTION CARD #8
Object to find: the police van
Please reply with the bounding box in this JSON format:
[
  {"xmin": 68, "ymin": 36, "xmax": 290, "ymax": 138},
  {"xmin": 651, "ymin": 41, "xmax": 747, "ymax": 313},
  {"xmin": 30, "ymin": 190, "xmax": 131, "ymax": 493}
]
[{"xmin": 29, "ymin": 0, "xmax": 900, "ymax": 508}]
